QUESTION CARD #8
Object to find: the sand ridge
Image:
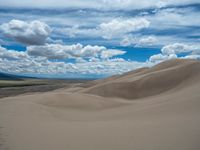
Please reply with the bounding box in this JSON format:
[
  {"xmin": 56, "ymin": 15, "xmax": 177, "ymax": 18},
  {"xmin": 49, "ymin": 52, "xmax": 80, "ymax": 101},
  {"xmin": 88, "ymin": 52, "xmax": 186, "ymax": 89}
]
[{"xmin": 82, "ymin": 59, "xmax": 200, "ymax": 99}]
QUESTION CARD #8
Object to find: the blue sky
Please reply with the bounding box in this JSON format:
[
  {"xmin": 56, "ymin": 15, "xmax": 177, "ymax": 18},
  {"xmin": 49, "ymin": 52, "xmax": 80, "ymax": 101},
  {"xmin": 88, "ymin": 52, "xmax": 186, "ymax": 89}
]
[{"xmin": 0, "ymin": 0, "xmax": 200, "ymax": 78}]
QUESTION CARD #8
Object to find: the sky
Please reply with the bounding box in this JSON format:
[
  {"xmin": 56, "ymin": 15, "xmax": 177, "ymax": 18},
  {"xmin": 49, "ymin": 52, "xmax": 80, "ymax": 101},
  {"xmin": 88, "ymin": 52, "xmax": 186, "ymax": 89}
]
[{"xmin": 0, "ymin": 0, "xmax": 200, "ymax": 78}]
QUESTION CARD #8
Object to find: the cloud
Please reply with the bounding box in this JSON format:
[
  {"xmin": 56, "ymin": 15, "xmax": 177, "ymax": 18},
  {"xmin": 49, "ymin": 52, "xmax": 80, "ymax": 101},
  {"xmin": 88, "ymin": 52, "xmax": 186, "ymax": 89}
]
[
  {"xmin": 99, "ymin": 18, "xmax": 150, "ymax": 39},
  {"xmin": 1, "ymin": 3, "xmax": 200, "ymax": 78},
  {"xmin": 53, "ymin": 18, "xmax": 150, "ymax": 41},
  {"xmin": 1, "ymin": 41, "xmax": 200, "ymax": 78},
  {"xmin": 0, "ymin": 45, "xmax": 151, "ymax": 77},
  {"xmin": 0, "ymin": 39, "xmax": 7, "ymax": 45},
  {"xmin": 147, "ymin": 7, "xmax": 200, "ymax": 29},
  {"xmin": 155, "ymin": 1, "xmax": 167, "ymax": 8},
  {"xmin": 149, "ymin": 43, "xmax": 200, "ymax": 63},
  {"xmin": 1, "ymin": 0, "xmax": 199, "ymax": 10},
  {"xmin": 120, "ymin": 35, "xmax": 136, "ymax": 46},
  {"xmin": 149, "ymin": 53, "xmax": 177, "ymax": 63},
  {"xmin": 0, "ymin": 46, "xmax": 28, "ymax": 60},
  {"xmin": 161, "ymin": 43, "xmax": 200, "ymax": 55},
  {"xmin": 27, "ymin": 44, "xmax": 81, "ymax": 59},
  {"xmin": 27, "ymin": 43, "xmax": 126, "ymax": 60},
  {"xmin": 100, "ymin": 50, "xmax": 126, "ymax": 59},
  {"xmin": 135, "ymin": 36, "xmax": 158, "ymax": 47},
  {"xmin": 1, "ymin": 5, "xmax": 199, "ymax": 48},
  {"xmin": 120, "ymin": 35, "xmax": 158, "ymax": 47},
  {"xmin": 183, "ymin": 55, "xmax": 200, "ymax": 60},
  {"xmin": 0, "ymin": 20, "xmax": 51, "ymax": 45},
  {"xmin": 79, "ymin": 45, "xmax": 106, "ymax": 58}
]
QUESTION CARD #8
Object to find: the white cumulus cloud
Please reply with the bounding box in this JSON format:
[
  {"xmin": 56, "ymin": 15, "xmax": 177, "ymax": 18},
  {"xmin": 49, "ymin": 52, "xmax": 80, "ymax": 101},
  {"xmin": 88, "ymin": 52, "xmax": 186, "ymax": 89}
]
[
  {"xmin": 149, "ymin": 53, "xmax": 177, "ymax": 63},
  {"xmin": 27, "ymin": 43, "xmax": 126, "ymax": 60},
  {"xmin": 149, "ymin": 43, "xmax": 200, "ymax": 63},
  {"xmin": 0, "ymin": 46, "xmax": 28, "ymax": 60},
  {"xmin": 101, "ymin": 50, "xmax": 126, "ymax": 59},
  {"xmin": 99, "ymin": 18, "xmax": 150, "ymax": 39},
  {"xmin": 0, "ymin": 20, "xmax": 51, "ymax": 45},
  {"xmin": 161, "ymin": 43, "xmax": 200, "ymax": 55},
  {"xmin": 120, "ymin": 35, "xmax": 158, "ymax": 47},
  {"xmin": 135, "ymin": 36, "xmax": 158, "ymax": 47}
]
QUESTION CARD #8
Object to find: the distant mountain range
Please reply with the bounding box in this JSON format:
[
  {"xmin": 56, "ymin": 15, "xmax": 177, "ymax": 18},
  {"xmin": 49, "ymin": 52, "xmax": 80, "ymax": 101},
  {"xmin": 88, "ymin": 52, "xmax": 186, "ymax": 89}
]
[{"xmin": 0, "ymin": 72, "xmax": 35, "ymax": 80}]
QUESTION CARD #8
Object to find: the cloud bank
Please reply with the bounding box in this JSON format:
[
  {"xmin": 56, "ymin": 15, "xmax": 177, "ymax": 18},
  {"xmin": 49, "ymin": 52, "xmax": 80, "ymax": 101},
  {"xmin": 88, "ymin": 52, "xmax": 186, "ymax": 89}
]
[
  {"xmin": 0, "ymin": 45, "xmax": 150, "ymax": 77},
  {"xmin": 0, "ymin": 0, "xmax": 199, "ymax": 9},
  {"xmin": 27, "ymin": 43, "xmax": 126, "ymax": 60}
]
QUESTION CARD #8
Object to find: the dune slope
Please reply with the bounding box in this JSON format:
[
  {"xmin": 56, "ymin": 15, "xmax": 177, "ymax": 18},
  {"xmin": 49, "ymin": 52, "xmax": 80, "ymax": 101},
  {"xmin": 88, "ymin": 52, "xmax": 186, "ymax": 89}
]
[{"xmin": 84, "ymin": 59, "xmax": 200, "ymax": 99}]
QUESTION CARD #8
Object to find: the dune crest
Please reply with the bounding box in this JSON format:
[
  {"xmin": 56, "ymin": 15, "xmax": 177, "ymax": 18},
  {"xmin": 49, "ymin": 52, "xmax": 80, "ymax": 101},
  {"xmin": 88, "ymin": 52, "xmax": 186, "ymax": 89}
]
[{"xmin": 83, "ymin": 59, "xmax": 200, "ymax": 99}]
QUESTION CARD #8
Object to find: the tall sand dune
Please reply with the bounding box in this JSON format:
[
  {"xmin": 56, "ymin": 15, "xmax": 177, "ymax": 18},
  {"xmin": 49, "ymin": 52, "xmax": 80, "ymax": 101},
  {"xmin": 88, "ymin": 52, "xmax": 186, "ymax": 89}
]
[
  {"xmin": 83, "ymin": 59, "xmax": 200, "ymax": 99},
  {"xmin": 0, "ymin": 59, "xmax": 200, "ymax": 150}
]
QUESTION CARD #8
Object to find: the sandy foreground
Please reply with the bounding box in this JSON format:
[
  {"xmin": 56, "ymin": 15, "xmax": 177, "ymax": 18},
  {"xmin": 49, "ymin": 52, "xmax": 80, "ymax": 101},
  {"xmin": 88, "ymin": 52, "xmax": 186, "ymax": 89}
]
[{"xmin": 0, "ymin": 59, "xmax": 200, "ymax": 150}]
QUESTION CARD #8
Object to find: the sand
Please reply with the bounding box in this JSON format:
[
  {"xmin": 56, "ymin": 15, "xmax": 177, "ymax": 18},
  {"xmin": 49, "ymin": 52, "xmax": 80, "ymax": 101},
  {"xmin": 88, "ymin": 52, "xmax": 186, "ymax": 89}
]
[{"xmin": 0, "ymin": 59, "xmax": 200, "ymax": 150}]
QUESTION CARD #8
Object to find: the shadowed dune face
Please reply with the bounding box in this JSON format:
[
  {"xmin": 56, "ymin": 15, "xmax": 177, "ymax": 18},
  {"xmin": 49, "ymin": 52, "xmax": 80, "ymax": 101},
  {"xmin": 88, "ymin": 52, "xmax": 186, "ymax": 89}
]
[{"xmin": 83, "ymin": 59, "xmax": 200, "ymax": 99}]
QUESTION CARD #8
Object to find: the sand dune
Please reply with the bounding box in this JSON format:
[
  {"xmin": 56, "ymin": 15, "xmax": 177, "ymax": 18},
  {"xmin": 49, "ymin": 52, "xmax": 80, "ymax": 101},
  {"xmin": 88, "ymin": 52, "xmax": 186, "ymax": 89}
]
[
  {"xmin": 83, "ymin": 59, "xmax": 200, "ymax": 99},
  {"xmin": 0, "ymin": 59, "xmax": 200, "ymax": 150}
]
